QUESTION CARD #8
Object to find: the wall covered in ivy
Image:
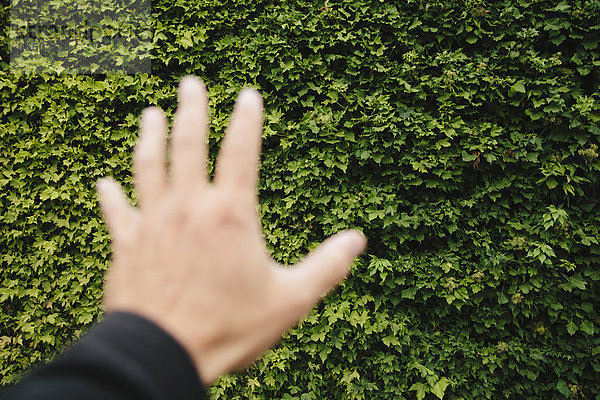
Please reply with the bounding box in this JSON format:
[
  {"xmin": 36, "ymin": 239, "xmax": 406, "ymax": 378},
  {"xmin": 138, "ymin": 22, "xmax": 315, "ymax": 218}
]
[{"xmin": 1, "ymin": 0, "xmax": 599, "ymax": 398}]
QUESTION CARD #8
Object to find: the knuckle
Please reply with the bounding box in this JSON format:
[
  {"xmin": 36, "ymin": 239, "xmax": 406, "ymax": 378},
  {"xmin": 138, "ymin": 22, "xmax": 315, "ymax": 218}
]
[
  {"xmin": 134, "ymin": 153, "xmax": 155, "ymax": 170},
  {"xmin": 134, "ymin": 145, "xmax": 158, "ymax": 169},
  {"xmin": 215, "ymin": 191, "xmax": 246, "ymax": 227},
  {"xmin": 172, "ymin": 114, "xmax": 202, "ymax": 147},
  {"xmin": 173, "ymin": 202, "xmax": 193, "ymax": 225},
  {"xmin": 172, "ymin": 130, "xmax": 195, "ymax": 149}
]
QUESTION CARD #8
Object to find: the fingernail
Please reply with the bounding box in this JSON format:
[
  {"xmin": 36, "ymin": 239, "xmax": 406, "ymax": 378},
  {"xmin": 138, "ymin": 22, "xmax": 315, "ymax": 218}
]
[
  {"xmin": 343, "ymin": 230, "xmax": 367, "ymax": 255},
  {"xmin": 96, "ymin": 178, "xmax": 109, "ymax": 192},
  {"xmin": 179, "ymin": 76, "xmax": 205, "ymax": 102},
  {"xmin": 237, "ymin": 87, "xmax": 261, "ymax": 105},
  {"xmin": 141, "ymin": 107, "xmax": 163, "ymax": 125}
]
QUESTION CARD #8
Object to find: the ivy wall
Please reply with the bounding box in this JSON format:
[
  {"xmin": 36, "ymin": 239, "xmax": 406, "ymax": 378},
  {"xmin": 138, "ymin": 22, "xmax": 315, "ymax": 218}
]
[{"xmin": 1, "ymin": 0, "xmax": 599, "ymax": 398}]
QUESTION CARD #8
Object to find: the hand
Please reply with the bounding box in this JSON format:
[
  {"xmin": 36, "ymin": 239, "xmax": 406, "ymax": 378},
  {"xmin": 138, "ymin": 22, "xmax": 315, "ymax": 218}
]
[{"xmin": 96, "ymin": 76, "xmax": 366, "ymax": 385}]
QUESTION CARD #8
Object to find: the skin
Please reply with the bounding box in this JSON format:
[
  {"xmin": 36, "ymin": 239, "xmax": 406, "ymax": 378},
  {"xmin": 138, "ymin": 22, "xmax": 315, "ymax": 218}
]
[{"xmin": 96, "ymin": 76, "xmax": 367, "ymax": 385}]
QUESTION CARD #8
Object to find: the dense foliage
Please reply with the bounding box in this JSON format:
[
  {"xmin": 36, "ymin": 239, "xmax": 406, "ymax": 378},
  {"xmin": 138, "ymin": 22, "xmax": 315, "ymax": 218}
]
[{"xmin": 1, "ymin": 0, "xmax": 599, "ymax": 398}]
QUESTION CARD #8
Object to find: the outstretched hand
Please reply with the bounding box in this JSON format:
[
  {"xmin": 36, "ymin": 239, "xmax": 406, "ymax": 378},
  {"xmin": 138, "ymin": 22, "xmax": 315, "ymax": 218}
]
[{"xmin": 96, "ymin": 76, "xmax": 366, "ymax": 384}]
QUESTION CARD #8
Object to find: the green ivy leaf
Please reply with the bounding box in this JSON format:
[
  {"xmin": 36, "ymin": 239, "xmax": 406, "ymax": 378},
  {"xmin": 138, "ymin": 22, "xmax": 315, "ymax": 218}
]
[
  {"xmin": 580, "ymin": 321, "xmax": 595, "ymax": 335},
  {"xmin": 432, "ymin": 377, "xmax": 451, "ymax": 399},
  {"xmin": 546, "ymin": 178, "xmax": 558, "ymax": 189},
  {"xmin": 556, "ymin": 380, "xmax": 570, "ymax": 396},
  {"xmin": 498, "ymin": 292, "xmax": 509, "ymax": 305},
  {"xmin": 566, "ymin": 320, "xmax": 578, "ymax": 335},
  {"xmin": 511, "ymin": 81, "xmax": 526, "ymax": 94},
  {"xmin": 410, "ymin": 382, "xmax": 428, "ymax": 400}
]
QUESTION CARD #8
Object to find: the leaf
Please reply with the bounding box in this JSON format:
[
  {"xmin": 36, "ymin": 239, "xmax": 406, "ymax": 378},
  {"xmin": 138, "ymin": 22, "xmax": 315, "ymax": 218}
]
[
  {"xmin": 570, "ymin": 276, "xmax": 587, "ymax": 290},
  {"xmin": 550, "ymin": 34, "xmax": 566, "ymax": 45},
  {"xmin": 409, "ymin": 18, "xmax": 422, "ymax": 30},
  {"xmin": 566, "ymin": 320, "xmax": 578, "ymax": 335},
  {"xmin": 410, "ymin": 382, "xmax": 428, "ymax": 400},
  {"xmin": 580, "ymin": 321, "xmax": 595, "ymax": 335},
  {"xmin": 556, "ymin": 380, "xmax": 570, "ymax": 396},
  {"xmin": 402, "ymin": 286, "xmax": 417, "ymax": 299},
  {"xmin": 498, "ymin": 292, "xmax": 509, "ymax": 304},
  {"xmin": 179, "ymin": 31, "xmax": 194, "ymax": 48},
  {"xmin": 436, "ymin": 139, "xmax": 451, "ymax": 149},
  {"xmin": 411, "ymin": 161, "xmax": 427, "ymax": 173},
  {"xmin": 576, "ymin": 67, "xmax": 591, "ymax": 76},
  {"xmin": 524, "ymin": 152, "xmax": 539, "ymax": 162},
  {"xmin": 545, "ymin": 178, "xmax": 558, "ymax": 189},
  {"xmin": 461, "ymin": 151, "xmax": 477, "ymax": 161},
  {"xmin": 511, "ymin": 81, "xmax": 526, "ymax": 94},
  {"xmin": 382, "ymin": 335, "xmax": 400, "ymax": 347},
  {"xmin": 432, "ymin": 377, "xmax": 451, "ymax": 399},
  {"xmin": 553, "ymin": 1, "xmax": 570, "ymax": 11},
  {"xmin": 587, "ymin": 270, "xmax": 600, "ymax": 281},
  {"xmin": 412, "ymin": 362, "xmax": 434, "ymax": 376}
]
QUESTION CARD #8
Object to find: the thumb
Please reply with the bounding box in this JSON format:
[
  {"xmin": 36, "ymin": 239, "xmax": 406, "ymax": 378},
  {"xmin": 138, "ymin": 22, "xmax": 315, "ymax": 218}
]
[{"xmin": 282, "ymin": 230, "xmax": 366, "ymax": 310}]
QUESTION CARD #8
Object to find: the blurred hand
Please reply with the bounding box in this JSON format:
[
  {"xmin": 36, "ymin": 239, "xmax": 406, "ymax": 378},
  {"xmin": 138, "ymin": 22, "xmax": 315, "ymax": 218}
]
[{"xmin": 96, "ymin": 76, "xmax": 366, "ymax": 385}]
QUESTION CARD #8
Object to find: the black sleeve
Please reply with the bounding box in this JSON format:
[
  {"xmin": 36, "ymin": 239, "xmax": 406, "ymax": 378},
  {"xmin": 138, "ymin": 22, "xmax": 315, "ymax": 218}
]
[{"xmin": 1, "ymin": 312, "xmax": 208, "ymax": 400}]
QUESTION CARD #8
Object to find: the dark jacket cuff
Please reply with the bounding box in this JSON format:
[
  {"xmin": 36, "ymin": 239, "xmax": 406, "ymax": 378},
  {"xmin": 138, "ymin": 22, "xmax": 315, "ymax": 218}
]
[{"xmin": 3, "ymin": 312, "xmax": 208, "ymax": 400}]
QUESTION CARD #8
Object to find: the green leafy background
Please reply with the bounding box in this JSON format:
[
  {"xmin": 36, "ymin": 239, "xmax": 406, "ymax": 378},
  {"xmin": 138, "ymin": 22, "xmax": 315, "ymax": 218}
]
[{"xmin": 1, "ymin": 0, "xmax": 600, "ymax": 398}]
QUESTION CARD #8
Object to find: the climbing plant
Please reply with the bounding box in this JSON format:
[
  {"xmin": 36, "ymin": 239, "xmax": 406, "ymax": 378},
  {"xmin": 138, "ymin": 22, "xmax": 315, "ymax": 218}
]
[{"xmin": 1, "ymin": 0, "xmax": 599, "ymax": 398}]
